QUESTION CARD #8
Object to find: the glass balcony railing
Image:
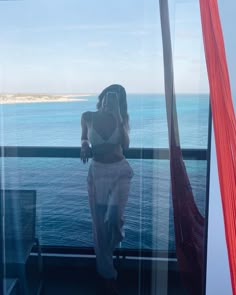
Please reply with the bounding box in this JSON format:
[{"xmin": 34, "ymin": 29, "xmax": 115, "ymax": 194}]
[{"xmin": 1, "ymin": 146, "xmax": 208, "ymax": 258}]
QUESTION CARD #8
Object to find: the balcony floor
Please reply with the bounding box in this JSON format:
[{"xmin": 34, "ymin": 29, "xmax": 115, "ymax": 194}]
[{"xmin": 38, "ymin": 256, "xmax": 188, "ymax": 295}]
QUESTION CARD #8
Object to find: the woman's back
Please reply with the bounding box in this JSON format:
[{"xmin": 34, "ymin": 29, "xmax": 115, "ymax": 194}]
[
  {"xmin": 85, "ymin": 111, "xmax": 124, "ymax": 163},
  {"xmin": 88, "ymin": 111, "xmax": 119, "ymax": 144}
]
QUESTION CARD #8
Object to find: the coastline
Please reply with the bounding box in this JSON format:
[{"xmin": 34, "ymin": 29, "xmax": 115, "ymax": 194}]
[{"xmin": 0, "ymin": 94, "xmax": 93, "ymax": 105}]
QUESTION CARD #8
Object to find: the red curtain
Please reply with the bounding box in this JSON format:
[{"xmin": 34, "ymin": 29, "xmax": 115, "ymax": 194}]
[
  {"xmin": 199, "ymin": 0, "xmax": 236, "ymax": 294},
  {"xmin": 159, "ymin": 1, "xmax": 205, "ymax": 294}
]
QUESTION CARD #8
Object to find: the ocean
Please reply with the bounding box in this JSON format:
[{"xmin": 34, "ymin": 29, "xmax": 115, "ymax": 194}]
[{"xmin": 0, "ymin": 94, "xmax": 209, "ymax": 251}]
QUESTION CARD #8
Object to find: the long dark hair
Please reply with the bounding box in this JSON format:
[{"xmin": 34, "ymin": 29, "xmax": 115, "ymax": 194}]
[{"xmin": 97, "ymin": 84, "xmax": 130, "ymax": 131}]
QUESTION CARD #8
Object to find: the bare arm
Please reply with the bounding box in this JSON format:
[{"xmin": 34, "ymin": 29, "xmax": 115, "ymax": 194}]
[
  {"xmin": 119, "ymin": 123, "xmax": 130, "ymax": 150},
  {"xmin": 80, "ymin": 112, "xmax": 91, "ymax": 163}
]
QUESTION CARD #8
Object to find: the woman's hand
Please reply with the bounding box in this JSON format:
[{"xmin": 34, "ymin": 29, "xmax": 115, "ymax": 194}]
[{"xmin": 80, "ymin": 142, "xmax": 90, "ymax": 164}]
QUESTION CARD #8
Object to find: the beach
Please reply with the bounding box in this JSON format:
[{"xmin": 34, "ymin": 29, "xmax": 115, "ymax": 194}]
[{"xmin": 0, "ymin": 93, "xmax": 92, "ymax": 104}]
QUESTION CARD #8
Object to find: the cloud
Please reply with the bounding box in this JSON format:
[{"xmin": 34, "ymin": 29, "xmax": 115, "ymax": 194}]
[
  {"xmin": 87, "ymin": 41, "xmax": 109, "ymax": 48},
  {"xmin": 125, "ymin": 29, "xmax": 152, "ymax": 36},
  {"xmin": 69, "ymin": 58, "xmax": 103, "ymax": 66},
  {"xmin": 1, "ymin": 23, "xmax": 161, "ymax": 35},
  {"xmin": 175, "ymin": 30, "xmax": 201, "ymax": 39}
]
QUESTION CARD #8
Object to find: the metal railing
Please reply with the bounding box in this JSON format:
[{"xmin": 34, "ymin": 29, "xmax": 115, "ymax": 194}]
[{"xmin": 0, "ymin": 146, "xmax": 207, "ymax": 160}]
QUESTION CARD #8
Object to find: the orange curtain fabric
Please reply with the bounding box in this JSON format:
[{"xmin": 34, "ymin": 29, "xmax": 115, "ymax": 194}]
[{"xmin": 199, "ymin": 0, "xmax": 236, "ymax": 294}]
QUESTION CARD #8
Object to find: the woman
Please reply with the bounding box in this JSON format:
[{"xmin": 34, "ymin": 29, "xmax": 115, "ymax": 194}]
[{"xmin": 80, "ymin": 84, "xmax": 133, "ymax": 294}]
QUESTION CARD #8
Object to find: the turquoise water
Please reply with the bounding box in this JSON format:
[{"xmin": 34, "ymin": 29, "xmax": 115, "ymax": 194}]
[
  {"xmin": 0, "ymin": 94, "xmax": 209, "ymax": 250},
  {"xmin": 0, "ymin": 94, "xmax": 209, "ymax": 148}
]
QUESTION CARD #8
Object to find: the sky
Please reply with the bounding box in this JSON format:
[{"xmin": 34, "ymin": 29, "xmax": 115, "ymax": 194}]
[{"xmin": 0, "ymin": 0, "xmax": 209, "ymax": 94}]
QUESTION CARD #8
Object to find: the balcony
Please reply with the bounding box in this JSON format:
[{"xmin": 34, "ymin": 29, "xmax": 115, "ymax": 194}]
[{"xmin": 0, "ymin": 146, "xmax": 208, "ymax": 294}]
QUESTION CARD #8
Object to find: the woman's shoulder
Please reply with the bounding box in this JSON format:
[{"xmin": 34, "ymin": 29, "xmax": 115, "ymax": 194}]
[{"xmin": 81, "ymin": 111, "xmax": 98, "ymax": 122}]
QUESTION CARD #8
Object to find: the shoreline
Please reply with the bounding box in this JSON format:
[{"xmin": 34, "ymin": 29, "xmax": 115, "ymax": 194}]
[{"xmin": 0, "ymin": 94, "xmax": 94, "ymax": 105}]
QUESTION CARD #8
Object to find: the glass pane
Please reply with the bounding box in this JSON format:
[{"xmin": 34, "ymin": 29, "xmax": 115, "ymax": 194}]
[
  {"xmin": 1, "ymin": 158, "xmax": 207, "ymax": 250},
  {"xmin": 0, "ymin": 0, "xmax": 210, "ymax": 294}
]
